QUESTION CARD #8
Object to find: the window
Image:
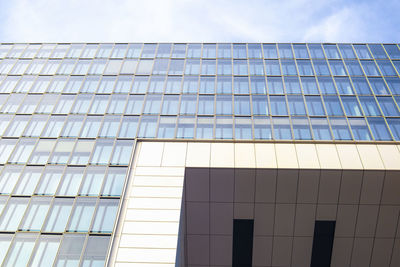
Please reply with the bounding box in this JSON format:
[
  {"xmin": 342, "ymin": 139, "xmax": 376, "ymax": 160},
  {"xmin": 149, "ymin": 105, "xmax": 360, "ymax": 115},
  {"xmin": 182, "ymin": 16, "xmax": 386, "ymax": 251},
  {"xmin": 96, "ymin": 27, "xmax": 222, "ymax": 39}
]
[
  {"xmin": 36, "ymin": 94, "xmax": 57, "ymax": 113},
  {"xmin": 107, "ymin": 95, "xmax": 127, "ymax": 114},
  {"xmin": 9, "ymin": 59, "xmax": 31, "ymax": 75},
  {"xmin": 0, "ymin": 76, "xmax": 19, "ymax": 93},
  {"xmin": 176, "ymin": 116, "xmax": 195, "ymax": 138},
  {"xmin": 182, "ymin": 76, "xmax": 198, "ymax": 93},
  {"xmin": 216, "ymin": 95, "xmax": 232, "ymax": 115},
  {"xmin": 254, "ymin": 117, "xmax": 272, "ymax": 139},
  {"xmin": 47, "ymin": 76, "xmax": 68, "ymax": 93},
  {"xmin": 67, "ymin": 198, "xmax": 96, "ymax": 232},
  {"xmin": 29, "ymin": 139, "xmax": 56, "ymax": 165},
  {"xmin": 233, "ymin": 44, "xmax": 247, "ymax": 58},
  {"xmin": 0, "ymin": 114, "xmax": 12, "ymax": 135},
  {"xmin": 349, "ymin": 118, "xmax": 372, "ymax": 140},
  {"xmin": 66, "ymin": 44, "xmax": 84, "ymax": 58},
  {"xmin": 90, "ymin": 139, "xmax": 114, "ymax": 165},
  {"xmin": 53, "ymin": 95, "xmax": 75, "ymax": 114},
  {"xmin": 9, "ymin": 138, "xmax": 36, "ymax": 163},
  {"xmin": 281, "ymin": 59, "xmax": 297, "ymax": 75},
  {"xmin": 270, "ymin": 96, "xmax": 288, "ymax": 115},
  {"xmin": 323, "ymin": 96, "xmax": 344, "ymax": 116},
  {"xmin": 278, "ymin": 44, "xmax": 293, "ymax": 58},
  {"xmin": 196, "ymin": 117, "xmax": 214, "ymax": 139},
  {"xmin": 57, "ymin": 167, "xmax": 84, "ymax": 196},
  {"xmin": 234, "ymin": 77, "xmax": 249, "ymax": 94},
  {"xmin": 284, "ymin": 77, "xmax": 301, "ymax": 94},
  {"xmin": 57, "ymin": 59, "xmax": 76, "ymax": 74},
  {"xmin": 81, "ymin": 44, "xmax": 98, "ymax": 58},
  {"xmin": 199, "ymin": 76, "xmax": 215, "ymax": 94},
  {"xmin": 202, "ymin": 44, "xmax": 216, "ymax": 58},
  {"xmin": 69, "ymin": 140, "xmax": 95, "ymax": 165},
  {"xmin": 341, "ymin": 96, "xmax": 362, "ymax": 116},
  {"xmin": 119, "ymin": 116, "xmax": 139, "ymax": 138},
  {"xmin": 143, "ymin": 95, "xmax": 162, "ymax": 114},
  {"xmin": 338, "ymin": 44, "xmax": 356, "ymax": 58},
  {"xmin": 152, "ymin": 59, "xmax": 169, "ymax": 75},
  {"xmin": 351, "ymin": 77, "xmax": 372, "ymax": 95},
  {"xmin": 19, "ymin": 197, "xmax": 51, "ymax": 231},
  {"xmin": 297, "ymin": 60, "xmax": 314, "ymax": 75},
  {"xmin": 125, "ymin": 95, "xmax": 144, "ymax": 114},
  {"xmin": 98, "ymin": 76, "xmax": 116, "ymax": 93},
  {"xmin": 383, "ymin": 44, "xmax": 400, "ymax": 59},
  {"xmin": 0, "ymin": 198, "xmax": 29, "ymax": 231},
  {"xmin": 28, "ymin": 235, "xmax": 61, "ymax": 267},
  {"xmin": 198, "ymin": 95, "xmax": 214, "ymax": 115},
  {"xmin": 329, "ymin": 60, "xmax": 347, "ymax": 75},
  {"xmin": 376, "ymin": 61, "xmax": 396, "ymax": 76},
  {"xmin": 96, "ymin": 44, "xmax": 113, "ymax": 58},
  {"xmin": 156, "ymin": 43, "xmax": 171, "ymax": 58},
  {"xmin": 359, "ymin": 96, "xmax": 381, "ymax": 116},
  {"xmin": 110, "ymin": 140, "xmax": 133, "ymax": 165},
  {"xmin": 368, "ymin": 44, "xmax": 387, "ymax": 59},
  {"xmin": 30, "ymin": 76, "xmax": 51, "ymax": 93},
  {"xmin": 252, "ymin": 95, "xmax": 268, "ymax": 115},
  {"xmin": 89, "ymin": 95, "xmax": 110, "ymax": 114},
  {"xmin": 0, "ymin": 139, "xmax": 17, "ymax": 164},
  {"xmin": 273, "ymin": 117, "xmax": 292, "ymax": 139},
  {"xmin": 88, "ymin": 59, "xmax": 107, "ymax": 74},
  {"xmin": 377, "ymin": 97, "xmax": 400, "ymax": 116},
  {"xmin": 293, "ymin": 44, "xmax": 309, "ymax": 58},
  {"xmin": 312, "ymin": 59, "xmax": 331, "ymax": 75},
  {"xmin": 318, "ymin": 77, "xmax": 336, "ymax": 94},
  {"xmin": 386, "ymin": 77, "xmax": 400, "ymax": 94},
  {"xmin": 61, "ymin": 115, "xmax": 84, "ymax": 137},
  {"xmin": 387, "ymin": 118, "xmax": 400, "ymax": 140},
  {"xmin": 165, "ymin": 76, "xmax": 182, "ymax": 94},
  {"xmin": 158, "ymin": 116, "xmax": 176, "ymax": 138},
  {"xmin": 330, "ymin": 118, "xmax": 352, "ymax": 140},
  {"xmin": 292, "ymin": 117, "xmax": 312, "ymax": 140},
  {"xmin": 53, "ymin": 234, "xmax": 85, "ymax": 265},
  {"xmin": 368, "ymin": 118, "xmax": 392, "ymax": 140},
  {"xmin": 250, "ymin": 77, "xmax": 266, "ymax": 94},
  {"xmin": 2, "ymin": 94, "xmax": 24, "ymax": 113},
  {"xmin": 120, "ymin": 59, "xmax": 138, "ymax": 74},
  {"xmin": 148, "ymin": 76, "xmax": 165, "ymax": 93},
  {"xmin": 301, "ymin": 77, "xmax": 319, "ymax": 94},
  {"xmin": 267, "ymin": 77, "xmax": 284, "ymax": 94},
  {"xmin": 43, "ymin": 198, "xmax": 74, "ymax": 232},
  {"xmin": 335, "ymin": 77, "xmax": 354, "ymax": 94},
  {"xmin": 80, "ymin": 236, "xmax": 110, "ymax": 266},
  {"xmin": 14, "ymin": 76, "xmax": 35, "ymax": 93},
  {"xmin": 263, "ymin": 44, "xmax": 278, "ymax": 59},
  {"xmin": 217, "ymin": 59, "xmax": 232, "ymax": 75},
  {"xmin": 344, "ymin": 60, "xmax": 364, "ymax": 76},
  {"xmin": 79, "ymin": 166, "xmax": 106, "ymax": 196},
  {"xmin": 311, "ymin": 118, "xmax": 332, "ymax": 140},
  {"xmin": 111, "ymin": 44, "xmax": 128, "ymax": 58},
  {"xmin": 323, "ymin": 44, "xmax": 340, "ymax": 59},
  {"xmin": 233, "ymin": 60, "xmax": 248, "ymax": 75},
  {"xmin": 0, "ymin": 165, "xmax": 22, "ymax": 194},
  {"xmin": 369, "ymin": 77, "xmax": 389, "ymax": 95},
  {"xmin": 4, "ymin": 115, "xmax": 30, "ymax": 137},
  {"xmin": 201, "ymin": 59, "xmax": 216, "ymax": 75},
  {"xmin": 91, "ymin": 199, "xmax": 118, "ymax": 233},
  {"xmin": 42, "ymin": 116, "xmax": 66, "ymax": 137},
  {"xmin": 71, "ymin": 94, "xmax": 92, "ymax": 114},
  {"xmin": 235, "ymin": 117, "xmax": 252, "ymax": 139},
  {"xmin": 102, "ymin": 167, "xmax": 127, "ymax": 196},
  {"xmin": 354, "ymin": 45, "xmax": 372, "ymax": 59},
  {"xmin": 248, "ymin": 44, "xmax": 262, "ymax": 58},
  {"xmin": 361, "ymin": 60, "xmax": 380, "ymax": 76},
  {"xmin": 185, "ymin": 59, "xmax": 200, "ymax": 75},
  {"xmin": 48, "ymin": 139, "xmax": 75, "ymax": 164},
  {"xmin": 162, "ymin": 95, "xmax": 179, "ymax": 115},
  {"xmin": 72, "ymin": 59, "xmax": 91, "ymax": 75},
  {"xmin": 51, "ymin": 44, "xmax": 70, "ymax": 58},
  {"xmin": 2, "ymin": 233, "xmax": 37, "ymax": 266},
  {"xmin": 308, "ymin": 44, "xmax": 325, "ymax": 58},
  {"xmin": 35, "ymin": 166, "xmax": 64, "ymax": 195},
  {"xmin": 215, "ymin": 117, "xmax": 233, "ymax": 139},
  {"xmin": 287, "ymin": 96, "xmax": 306, "ymax": 115},
  {"xmin": 180, "ymin": 95, "xmax": 197, "ymax": 114},
  {"xmin": 126, "ymin": 43, "xmax": 142, "ymax": 58},
  {"xmin": 234, "ymin": 96, "xmax": 251, "ymax": 115},
  {"xmin": 265, "ymin": 59, "xmax": 281, "ymax": 75},
  {"xmin": 188, "ymin": 44, "xmax": 202, "ymax": 58},
  {"xmin": 0, "ymin": 59, "xmax": 17, "ymax": 74},
  {"xmin": 41, "ymin": 59, "xmax": 61, "ymax": 75},
  {"xmin": 80, "ymin": 116, "xmax": 102, "ymax": 138},
  {"xmin": 305, "ymin": 96, "xmax": 326, "ymax": 116},
  {"xmin": 81, "ymin": 76, "xmax": 101, "ymax": 93},
  {"xmin": 171, "ymin": 44, "xmax": 186, "ymax": 58},
  {"xmin": 115, "ymin": 75, "xmax": 133, "ymax": 93}
]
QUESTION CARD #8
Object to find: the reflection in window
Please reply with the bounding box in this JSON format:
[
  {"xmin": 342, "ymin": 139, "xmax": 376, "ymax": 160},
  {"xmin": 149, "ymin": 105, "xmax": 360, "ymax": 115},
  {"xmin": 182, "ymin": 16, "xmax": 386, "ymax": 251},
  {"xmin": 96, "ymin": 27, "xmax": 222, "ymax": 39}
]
[
  {"xmin": 233, "ymin": 44, "xmax": 247, "ymax": 58},
  {"xmin": 54, "ymin": 234, "xmax": 85, "ymax": 266},
  {"xmin": 217, "ymin": 59, "xmax": 232, "ymax": 75},
  {"xmin": 313, "ymin": 59, "xmax": 331, "ymax": 75},
  {"xmin": 4, "ymin": 115, "xmax": 30, "ymax": 137},
  {"xmin": 292, "ymin": 117, "xmax": 312, "ymax": 140},
  {"xmin": 376, "ymin": 61, "xmax": 396, "ymax": 76},
  {"xmin": 387, "ymin": 118, "xmax": 400, "ymax": 140},
  {"xmin": 91, "ymin": 199, "xmax": 118, "ymax": 233},
  {"xmin": 199, "ymin": 76, "xmax": 215, "ymax": 94},
  {"xmin": 311, "ymin": 118, "xmax": 332, "ymax": 140},
  {"xmin": 107, "ymin": 95, "xmax": 127, "ymax": 114},
  {"xmin": 148, "ymin": 76, "xmax": 165, "ymax": 93},
  {"xmin": 341, "ymin": 96, "xmax": 362, "ymax": 116},
  {"xmin": 329, "ymin": 60, "xmax": 347, "ymax": 75},
  {"xmin": 126, "ymin": 43, "xmax": 142, "ymax": 58},
  {"xmin": 377, "ymin": 97, "xmax": 400, "ymax": 116},
  {"xmin": 349, "ymin": 118, "xmax": 372, "ymax": 140},
  {"xmin": 185, "ymin": 59, "xmax": 200, "ymax": 75},
  {"xmin": 188, "ymin": 44, "xmax": 201, "ymax": 58},
  {"xmin": 301, "ymin": 77, "xmax": 319, "ymax": 94},
  {"xmin": 49, "ymin": 139, "xmax": 74, "ymax": 164},
  {"xmin": 202, "ymin": 44, "xmax": 216, "ymax": 58},
  {"xmin": 0, "ymin": 234, "xmax": 12, "ymax": 265},
  {"xmin": 29, "ymin": 139, "xmax": 56, "ymax": 165},
  {"xmin": 102, "ymin": 167, "xmax": 127, "ymax": 196},
  {"xmin": 165, "ymin": 76, "xmax": 182, "ymax": 94},
  {"xmin": 250, "ymin": 77, "xmax": 266, "ymax": 94},
  {"xmin": 61, "ymin": 115, "xmax": 84, "ymax": 137},
  {"xmin": 0, "ymin": 139, "xmax": 17, "ymax": 164},
  {"xmin": 278, "ymin": 44, "xmax": 293, "ymax": 58},
  {"xmin": 158, "ymin": 116, "xmax": 176, "ymax": 138},
  {"xmin": 156, "ymin": 43, "xmax": 171, "ymax": 58},
  {"xmin": 182, "ymin": 76, "xmax": 198, "ymax": 93},
  {"xmin": 270, "ymin": 96, "xmax": 288, "ymax": 115},
  {"xmin": 233, "ymin": 60, "xmax": 248, "ymax": 75},
  {"xmin": 284, "ymin": 77, "xmax": 301, "ymax": 94},
  {"xmin": 47, "ymin": 76, "xmax": 68, "ymax": 93},
  {"xmin": 53, "ymin": 95, "xmax": 74, "ymax": 114},
  {"xmin": 297, "ymin": 60, "xmax": 314, "ymax": 75},
  {"xmin": 216, "ymin": 76, "xmax": 232, "ymax": 94},
  {"xmin": 143, "ymin": 95, "xmax": 162, "ymax": 114},
  {"xmin": 359, "ymin": 96, "xmax": 381, "ymax": 116},
  {"xmin": 67, "ymin": 198, "xmax": 96, "ymax": 232},
  {"xmin": 89, "ymin": 95, "xmax": 109, "ymax": 114},
  {"xmin": 318, "ymin": 77, "xmax": 336, "ymax": 94},
  {"xmin": 335, "ymin": 77, "xmax": 353, "ymax": 94},
  {"xmin": 384, "ymin": 44, "xmax": 400, "ymax": 59},
  {"xmin": 387, "ymin": 77, "xmax": 400, "ymax": 94},
  {"xmin": 180, "ymin": 95, "xmax": 197, "ymax": 114},
  {"xmin": 234, "ymin": 96, "xmax": 251, "ymax": 115},
  {"xmin": 198, "ymin": 95, "xmax": 214, "ymax": 115},
  {"xmin": 252, "ymin": 95, "xmax": 268, "ymax": 115},
  {"xmin": 281, "ymin": 59, "xmax": 297, "ymax": 75},
  {"xmin": 361, "ymin": 60, "xmax": 380, "ymax": 76},
  {"xmin": 323, "ymin": 44, "xmax": 340, "ymax": 58},
  {"xmin": 69, "ymin": 140, "xmax": 95, "ymax": 165},
  {"xmin": 265, "ymin": 59, "xmax": 281, "ymax": 75},
  {"xmin": 351, "ymin": 77, "xmax": 371, "ymax": 95},
  {"xmin": 369, "ymin": 77, "xmax": 389, "ymax": 95},
  {"xmin": 323, "ymin": 96, "xmax": 344, "ymax": 116},
  {"xmin": 216, "ymin": 95, "xmax": 232, "ymax": 115},
  {"xmin": 43, "ymin": 198, "xmax": 73, "ymax": 232},
  {"xmin": 201, "ymin": 59, "xmax": 216, "ymax": 75},
  {"xmin": 268, "ymin": 77, "xmax": 284, "ymax": 94},
  {"xmin": 287, "ymin": 96, "xmax": 306, "ymax": 115},
  {"xmin": 338, "ymin": 44, "xmax": 356, "ymax": 58},
  {"xmin": 344, "ymin": 60, "xmax": 363, "ymax": 76},
  {"xmin": 234, "ymin": 77, "xmax": 249, "ymax": 94},
  {"xmin": 8, "ymin": 138, "xmax": 36, "ymax": 163},
  {"xmin": 308, "ymin": 44, "xmax": 324, "ymax": 58},
  {"xmin": 330, "ymin": 118, "xmax": 352, "ymax": 140}
]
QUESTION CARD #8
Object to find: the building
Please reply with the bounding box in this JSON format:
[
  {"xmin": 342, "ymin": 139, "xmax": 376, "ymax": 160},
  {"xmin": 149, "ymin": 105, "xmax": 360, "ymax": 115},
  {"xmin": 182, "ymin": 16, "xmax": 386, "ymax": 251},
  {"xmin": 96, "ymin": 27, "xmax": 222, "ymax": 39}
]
[{"xmin": 0, "ymin": 42, "xmax": 399, "ymax": 266}]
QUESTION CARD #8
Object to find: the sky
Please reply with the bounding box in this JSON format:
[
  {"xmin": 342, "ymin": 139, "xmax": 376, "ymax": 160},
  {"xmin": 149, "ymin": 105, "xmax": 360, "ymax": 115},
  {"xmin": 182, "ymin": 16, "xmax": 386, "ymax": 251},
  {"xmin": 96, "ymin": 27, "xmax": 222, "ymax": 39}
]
[{"xmin": 0, "ymin": 0, "xmax": 399, "ymax": 43}]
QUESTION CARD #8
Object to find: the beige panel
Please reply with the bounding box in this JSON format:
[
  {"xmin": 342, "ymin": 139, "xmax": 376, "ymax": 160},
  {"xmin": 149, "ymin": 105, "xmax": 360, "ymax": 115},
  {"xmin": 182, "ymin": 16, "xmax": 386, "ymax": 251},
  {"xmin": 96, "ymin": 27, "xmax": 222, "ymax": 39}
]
[
  {"xmin": 275, "ymin": 143, "xmax": 298, "ymax": 168},
  {"xmin": 234, "ymin": 203, "xmax": 254, "ymax": 219},
  {"xmin": 119, "ymin": 235, "xmax": 178, "ymax": 248},
  {"xmin": 186, "ymin": 235, "xmax": 209, "ymax": 265},
  {"xmin": 291, "ymin": 237, "xmax": 312, "ymax": 267},
  {"xmin": 185, "ymin": 168, "xmax": 209, "ymax": 202},
  {"xmin": 274, "ymin": 204, "xmax": 295, "ymax": 236},
  {"xmin": 335, "ymin": 205, "xmax": 358, "ymax": 237},
  {"xmin": 161, "ymin": 142, "xmax": 187, "ymax": 167},
  {"xmin": 254, "ymin": 143, "xmax": 277, "ymax": 168},
  {"xmin": 234, "ymin": 169, "xmax": 255, "ymax": 202},
  {"xmin": 115, "ymin": 263, "xmax": 175, "ymax": 267},
  {"xmin": 295, "ymin": 143, "xmax": 320, "ymax": 169},
  {"xmin": 276, "ymin": 169, "xmax": 298, "ymax": 203},
  {"xmin": 210, "ymin": 203, "xmax": 233, "ymax": 235},
  {"xmin": 210, "ymin": 236, "xmax": 232, "ymax": 266},
  {"xmin": 336, "ymin": 144, "xmax": 363, "ymax": 169},
  {"xmin": 355, "ymin": 205, "xmax": 379, "ymax": 237},
  {"xmin": 252, "ymin": 236, "xmax": 272, "ymax": 266},
  {"xmin": 370, "ymin": 238, "xmax": 393, "ymax": 267},
  {"xmin": 122, "ymin": 221, "xmax": 179, "ymax": 235},
  {"xmin": 255, "ymin": 169, "xmax": 277, "ymax": 203},
  {"xmin": 210, "ymin": 143, "xmax": 234, "ymax": 167},
  {"xmin": 351, "ymin": 238, "xmax": 374, "ymax": 267},
  {"xmin": 186, "ymin": 142, "xmax": 211, "ymax": 167},
  {"xmin": 272, "ymin": 237, "xmax": 292, "ymax": 267},
  {"xmin": 339, "ymin": 170, "xmax": 363, "ymax": 204},
  {"xmin": 130, "ymin": 187, "xmax": 183, "ymax": 198},
  {"xmin": 315, "ymin": 144, "xmax": 341, "ymax": 169},
  {"xmin": 125, "ymin": 209, "xmax": 180, "ymax": 222},
  {"xmin": 318, "ymin": 170, "xmax": 341, "ymax": 204},
  {"xmin": 116, "ymin": 248, "xmax": 176, "ymax": 263},
  {"xmin": 381, "ymin": 171, "xmax": 400, "ymax": 205},
  {"xmin": 316, "ymin": 204, "xmax": 337, "ymax": 220},
  {"xmin": 128, "ymin": 198, "xmax": 182, "ymax": 210},
  {"xmin": 356, "ymin": 144, "xmax": 385, "ymax": 170},
  {"xmin": 331, "ymin": 237, "xmax": 353, "ymax": 267},
  {"xmin": 294, "ymin": 204, "xmax": 316, "ymax": 236},
  {"xmin": 377, "ymin": 145, "xmax": 400, "ymax": 170},
  {"xmin": 136, "ymin": 142, "xmax": 164, "ymax": 167},
  {"xmin": 254, "ymin": 203, "xmax": 274, "ymax": 236},
  {"xmin": 135, "ymin": 166, "xmax": 184, "ymax": 176},
  {"xmin": 297, "ymin": 169, "xmax": 320, "ymax": 204},
  {"xmin": 133, "ymin": 175, "xmax": 184, "ymax": 187},
  {"xmin": 360, "ymin": 171, "xmax": 385, "ymax": 205},
  {"xmin": 234, "ymin": 143, "xmax": 255, "ymax": 168}
]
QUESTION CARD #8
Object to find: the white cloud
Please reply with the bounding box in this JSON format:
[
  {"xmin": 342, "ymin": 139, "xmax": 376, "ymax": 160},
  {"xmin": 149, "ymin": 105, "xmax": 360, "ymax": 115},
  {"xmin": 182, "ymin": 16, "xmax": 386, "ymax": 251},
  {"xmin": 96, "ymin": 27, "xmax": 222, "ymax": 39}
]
[{"xmin": 0, "ymin": 0, "xmax": 398, "ymax": 42}]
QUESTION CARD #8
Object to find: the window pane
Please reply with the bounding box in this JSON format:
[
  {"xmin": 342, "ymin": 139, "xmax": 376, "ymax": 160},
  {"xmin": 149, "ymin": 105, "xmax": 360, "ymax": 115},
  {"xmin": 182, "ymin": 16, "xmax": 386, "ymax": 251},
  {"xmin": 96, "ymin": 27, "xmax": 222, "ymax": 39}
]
[
  {"xmin": 158, "ymin": 116, "xmax": 176, "ymax": 138},
  {"xmin": 234, "ymin": 96, "xmax": 251, "ymax": 115},
  {"xmin": 287, "ymin": 95, "xmax": 306, "ymax": 115},
  {"xmin": 126, "ymin": 43, "xmax": 142, "ymax": 58},
  {"xmin": 384, "ymin": 44, "xmax": 400, "ymax": 59},
  {"xmin": 344, "ymin": 60, "xmax": 364, "ymax": 76},
  {"xmin": 110, "ymin": 140, "xmax": 133, "ymax": 165},
  {"xmin": 293, "ymin": 44, "xmax": 309, "ymax": 58},
  {"xmin": 202, "ymin": 44, "xmax": 216, "ymax": 58},
  {"xmin": 185, "ymin": 59, "xmax": 200, "ymax": 75},
  {"xmin": 198, "ymin": 95, "xmax": 214, "ymax": 115},
  {"xmin": 323, "ymin": 44, "xmax": 340, "ymax": 59},
  {"xmin": 323, "ymin": 96, "xmax": 344, "ymax": 115},
  {"xmin": 80, "ymin": 116, "xmax": 101, "ymax": 138},
  {"xmin": 273, "ymin": 117, "xmax": 292, "ymax": 140},
  {"xmin": 368, "ymin": 44, "xmax": 387, "ymax": 59},
  {"xmin": 81, "ymin": 235, "xmax": 110, "ymax": 267},
  {"xmin": 233, "ymin": 60, "xmax": 248, "ymax": 75},
  {"xmin": 278, "ymin": 44, "xmax": 293, "ymax": 58},
  {"xmin": 311, "ymin": 118, "xmax": 332, "ymax": 140},
  {"xmin": 0, "ymin": 165, "xmax": 22, "ymax": 194},
  {"xmin": 165, "ymin": 76, "xmax": 182, "ymax": 94},
  {"xmin": 359, "ymin": 96, "xmax": 381, "ymax": 116},
  {"xmin": 376, "ymin": 61, "xmax": 396, "ymax": 76},
  {"xmin": 215, "ymin": 117, "xmax": 233, "ymax": 139},
  {"xmin": 335, "ymin": 77, "xmax": 354, "ymax": 95},
  {"xmin": 361, "ymin": 60, "xmax": 380, "ymax": 76},
  {"xmin": 148, "ymin": 76, "xmax": 165, "ymax": 93},
  {"xmin": 48, "ymin": 139, "xmax": 75, "ymax": 164},
  {"xmin": 254, "ymin": 117, "xmax": 272, "ymax": 139},
  {"xmin": 265, "ymin": 59, "xmax": 281, "ymax": 75},
  {"xmin": 9, "ymin": 138, "xmax": 36, "ymax": 163},
  {"xmin": 292, "ymin": 117, "xmax": 312, "ymax": 140},
  {"xmin": 119, "ymin": 116, "xmax": 139, "ymax": 138},
  {"xmin": 263, "ymin": 44, "xmax": 278, "ymax": 59},
  {"xmin": 377, "ymin": 96, "xmax": 400, "ymax": 116},
  {"xmin": 317, "ymin": 77, "xmax": 336, "ymax": 94},
  {"xmin": 2, "ymin": 233, "xmax": 37, "ymax": 266},
  {"xmin": 99, "ymin": 116, "xmax": 121, "ymax": 138},
  {"xmin": 351, "ymin": 77, "xmax": 372, "ymax": 95},
  {"xmin": 369, "ymin": 77, "xmax": 389, "ymax": 95},
  {"xmin": 252, "ymin": 95, "xmax": 268, "ymax": 115},
  {"xmin": 216, "ymin": 76, "xmax": 232, "ymax": 94},
  {"xmin": 341, "ymin": 96, "xmax": 362, "ymax": 116},
  {"xmin": 216, "ymin": 95, "xmax": 232, "ymax": 115},
  {"xmin": 43, "ymin": 198, "xmax": 74, "ymax": 232},
  {"xmin": 19, "ymin": 197, "xmax": 51, "ymax": 231},
  {"xmin": 217, "ymin": 59, "xmax": 232, "ymax": 75},
  {"xmin": 89, "ymin": 95, "xmax": 110, "ymax": 114},
  {"xmin": 143, "ymin": 95, "xmax": 162, "ymax": 114},
  {"xmin": 338, "ymin": 44, "xmax": 356, "ymax": 59},
  {"xmin": 79, "ymin": 166, "xmax": 106, "ymax": 196},
  {"xmin": 386, "ymin": 77, "xmax": 400, "ymax": 94},
  {"xmin": 29, "ymin": 139, "xmax": 56, "ymax": 165},
  {"xmin": 4, "ymin": 115, "xmax": 30, "ymax": 137},
  {"xmin": 349, "ymin": 118, "xmax": 372, "ymax": 140},
  {"xmin": 281, "ymin": 59, "xmax": 297, "ymax": 75},
  {"xmin": 387, "ymin": 118, "xmax": 400, "ymax": 140},
  {"xmin": 284, "ymin": 76, "xmax": 301, "ymax": 94},
  {"xmin": 102, "ymin": 167, "xmax": 127, "ymax": 196},
  {"xmin": 152, "ymin": 59, "xmax": 169, "ymax": 75},
  {"xmin": 368, "ymin": 118, "xmax": 392, "ymax": 140},
  {"xmin": 188, "ymin": 44, "xmax": 201, "ymax": 58},
  {"xmin": 138, "ymin": 116, "xmax": 157, "ymax": 138},
  {"xmin": 90, "ymin": 140, "xmax": 114, "ymax": 165},
  {"xmin": 270, "ymin": 96, "xmax": 288, "ymax": 115},
  {"xmin": 201, "ymin": 59, "xmax": 216, "ymax": 75},
  {"xmin": 35, "ymin": 166, "xmax": 64, "ymax": 195},
  {"xmin": 53, "ymin": 95, "xmax": 74, "ymax": 114},
  {"xmin": 196, "ymin": 117, "xmax": 214, "ymax": 139},
  {"xmin": 0, "ymin": 198, "xmax": 29, "ymax": 231},
  {"xmin": 313, "ymin": 59, "xmax": 331, "ymax": 75},
  {"xmin": 81, "ymin": 44, "xmax": 98, "ymax": 58},
  {"xmin": 0, "ymin": 234, "xmax": 12, "ymax": 265},
  {"xmin": 297, "ymin": 60, "xmax": 314, "ymax": 75},
  {"xmin": 57, "ymin": 167, "xmax": 84, "ymax": 196},
  {"xmin": 67, "ymin": 198, "xmax": 96, "ymax": 232},
  {"xmin": 61, "ymin": 115, "xmax": 84, "ymax": 137},
  {"xmin": 305, "ymin": 96, "xmax": 326, "ymax": 116},
  {"xmin": 250, "ymin": 77, "xmax": 266, "ymax": 94},
  {"xmin": 330, "ymin": 118, "xmax": 352, "ymax": 140},
  {"xmin": 69, "ymin": 140, "xmax": 95, "ymax": 165},
  {"xmin": 267, "ymin": 77, "xmax": 284, "ymax": 94},
  {"xmin": 182, "ymin": 76, "xmax": 198, "ymax": 93},
  {"xmin": 308, "ymin": 44, "xmax": 324, "ymax": 58},
  {"xmin": 354, "ymin": 44, "xmax": 372, "ymax": 59},
  {"xmin": 329, "ymin": 60, "xmax": 347, "ymax": 75},
  {"xmin": 301, "ymin": 77, "xmax": 319, "ymax": 94},
  {"xmin": 91, "ymin": 199, "xmax": 119, "ymax": 233},
  {"xmin": 180, "ymin": 95, "xmax": 197, "ymax": 115},
  {"xmin": 28, "ymin": 235, "xmax": 61, "ymax": 267},
  {"xmin": 234, "ymin": 77, "xmax": 249, "ymax": 94},
  {"xmin": 248, "ymin": 44, "xmax": 262, "ymax": 58},
  {"xmin": 235, "ymin": 117, "xmax": 252, "ymax": 139},
  {"xmin": 54, "ymin": 234, "xmax": 86, "ymax": 266},
  {"xmin": 156, "ymin": 43, "xmax": 171, "ymax": 58}
]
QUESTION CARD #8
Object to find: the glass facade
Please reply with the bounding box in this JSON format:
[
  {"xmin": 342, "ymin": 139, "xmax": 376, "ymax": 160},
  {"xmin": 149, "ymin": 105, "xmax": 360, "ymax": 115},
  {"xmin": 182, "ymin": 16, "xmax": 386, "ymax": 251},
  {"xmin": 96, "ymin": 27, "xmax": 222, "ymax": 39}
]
[{"xmin": 0, "ymin": 42, "xmax": 399, "ymax": 266}]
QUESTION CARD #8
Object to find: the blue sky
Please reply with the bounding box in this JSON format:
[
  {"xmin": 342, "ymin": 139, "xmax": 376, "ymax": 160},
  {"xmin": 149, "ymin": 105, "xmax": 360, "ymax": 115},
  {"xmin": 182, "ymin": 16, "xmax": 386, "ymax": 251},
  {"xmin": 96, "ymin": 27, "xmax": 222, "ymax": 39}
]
[{"xmin": 0, "ymin": 0, "xmax": 399, "ymax": 42}]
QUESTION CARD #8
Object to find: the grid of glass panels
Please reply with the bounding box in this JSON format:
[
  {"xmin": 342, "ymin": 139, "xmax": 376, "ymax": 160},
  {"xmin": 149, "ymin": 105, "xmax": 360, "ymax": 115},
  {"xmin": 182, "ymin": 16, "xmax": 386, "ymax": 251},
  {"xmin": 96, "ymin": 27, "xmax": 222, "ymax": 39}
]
[
  {"xmin": 1, "ymin": 43, "xmax": 399, "ymax": 141},
  {"xmin": 0, "ymin": 42, "xmax": 400, "ymax": 266}
]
